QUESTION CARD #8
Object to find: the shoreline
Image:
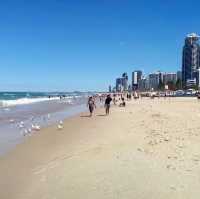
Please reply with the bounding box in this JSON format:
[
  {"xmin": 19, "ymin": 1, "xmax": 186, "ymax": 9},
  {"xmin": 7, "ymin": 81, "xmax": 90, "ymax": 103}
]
[
  {"xmin": 0, "ymin": 105, "xmax": 106, "ymax": 199},
  {"xmin": 1, "ymin": 97, "xmax": 200, "ymax": 199},
  {"xmin": 0, "ymin": 98, "xmax": 89, "ymax": 156}
]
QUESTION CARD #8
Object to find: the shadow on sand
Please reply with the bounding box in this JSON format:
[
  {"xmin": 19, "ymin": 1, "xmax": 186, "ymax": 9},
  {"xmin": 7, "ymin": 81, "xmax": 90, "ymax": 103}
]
[
  {"xmin": 96, "ymin": 114, "xmax": 107, "ymax": 117},
  {"xmin": 80, "ymin": 115, "xmax": 91, "ymax": 118}
]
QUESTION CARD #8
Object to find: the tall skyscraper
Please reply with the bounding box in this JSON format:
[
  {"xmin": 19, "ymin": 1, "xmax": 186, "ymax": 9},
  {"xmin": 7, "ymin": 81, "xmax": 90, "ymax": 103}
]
[
  {"xmin": 177, "ymin": 71, "xmax": 182, "ymax": 81},
  {"xmin": 116, "ymin": 78, "xmax": 123, "ymax": 92},
  {"xmin": 195, "ymin": 69, "xmax": 200, "ymax": 88},
  {"xmin": 158, "ymin": 71, "xmax": 164, "ymax": 84},
  {"xmin": 122, "ymin": 73, "xmax": 128, "ymax": 91},
  {"xmin": 182, "ymin": 33, "xmax": 200, "ymax": 88},
  {"xmin": 148, "ymin": 73, "xmax": 160, "ymax": 90},
  {"xmin": 109, "ymin": 85, "xmax": 112, "ymax": 93},
  {"xmin": 138, "ymin": 77, "xmax": 148, "ymax": 91},
  {"xmin": 132, "ymin": 70, "xmax": 142, "ymax": 90}
]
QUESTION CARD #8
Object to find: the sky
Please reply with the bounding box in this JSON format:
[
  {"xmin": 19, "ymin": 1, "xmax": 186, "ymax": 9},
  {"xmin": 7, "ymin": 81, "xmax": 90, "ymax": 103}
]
[{"xmin": 0, "ymin": 0, "xmax": 200, "ymax": 92}]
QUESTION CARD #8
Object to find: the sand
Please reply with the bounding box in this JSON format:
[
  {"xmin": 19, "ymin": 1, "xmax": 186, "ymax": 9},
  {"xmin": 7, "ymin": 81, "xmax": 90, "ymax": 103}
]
[{"xmin": 1, "ymin": 97, "xmax": 200, "ymax": 199}]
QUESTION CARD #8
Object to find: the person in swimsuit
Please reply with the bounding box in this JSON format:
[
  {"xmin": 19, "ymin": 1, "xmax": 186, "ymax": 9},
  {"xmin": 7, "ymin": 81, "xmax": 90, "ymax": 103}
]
[{"xmin": 87, "ymin": 96, "xmax": 96, "ymax": 117}]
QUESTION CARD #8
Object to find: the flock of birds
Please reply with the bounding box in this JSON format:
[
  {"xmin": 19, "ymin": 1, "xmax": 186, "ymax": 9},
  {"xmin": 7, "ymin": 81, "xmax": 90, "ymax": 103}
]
[{"xmin": 9, "ymin": 113, "xmax": 64, "ymax": 137}]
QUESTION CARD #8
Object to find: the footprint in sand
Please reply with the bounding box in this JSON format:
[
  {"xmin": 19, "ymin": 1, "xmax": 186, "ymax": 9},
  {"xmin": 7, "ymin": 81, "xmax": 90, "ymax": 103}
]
[
  {"xmin": 192, "ymin": 158, "xmax": 200, "ymax": 165},
  {"xmin": 166, "ymin": 164, "xmax": 176, "ymax": 170},
  {"xmin": 33, "ymin": 161, "xmax": 60, "ymax": 175},
  {"xmin": 170, "ymin": 186, "xmax": 176, "ymax": 191},
  {"xmin": 185, "ymin": 169, "xmax": 192, "ymax": 172},
  {"xmin": 137, "ymin": 148, "xmax": 144, "ymax": 152}
]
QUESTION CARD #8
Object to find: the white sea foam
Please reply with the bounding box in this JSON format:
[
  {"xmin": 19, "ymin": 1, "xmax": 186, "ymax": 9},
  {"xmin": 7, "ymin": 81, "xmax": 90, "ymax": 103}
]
[
  {"xmin": 0, "ymin": 97, "xmax": 60, "ymax": 107},
  {"xmin": 0, "ymin": 96, "xmax": 79, "ymax": 108}
]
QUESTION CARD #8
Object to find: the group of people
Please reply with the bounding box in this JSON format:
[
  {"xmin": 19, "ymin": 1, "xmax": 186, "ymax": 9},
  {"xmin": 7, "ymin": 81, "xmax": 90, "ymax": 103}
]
[
  {"xmin": 87, "ymin": 91, "xmax": 177, "ymax": 117},
  {"xmin": 87, "ymin": 94, "xmax": 112, "ymax": 117},
  {"xmin": 87, "ymin": 92, "xmax": 132, "ymax": 117}
]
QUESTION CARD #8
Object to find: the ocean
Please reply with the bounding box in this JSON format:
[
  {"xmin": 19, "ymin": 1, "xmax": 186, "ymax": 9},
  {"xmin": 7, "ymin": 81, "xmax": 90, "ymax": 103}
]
[
  {"xmin": 0, "ymin": 92, "xmax": 95, "ymax": 156},
  {"xmin": 0, "ymin": 91, "xmax": 85, "ymax": 107}
]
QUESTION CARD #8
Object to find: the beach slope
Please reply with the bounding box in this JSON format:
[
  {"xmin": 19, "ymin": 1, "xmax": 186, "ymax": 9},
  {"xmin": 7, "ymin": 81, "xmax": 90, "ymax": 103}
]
[{"xmin": 1, "ymin": 98, "xmax": 200, "ymax": 199}]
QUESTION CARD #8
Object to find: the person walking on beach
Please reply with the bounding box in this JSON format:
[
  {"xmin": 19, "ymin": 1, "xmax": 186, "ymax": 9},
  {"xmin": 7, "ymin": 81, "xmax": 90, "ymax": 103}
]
[
  {"xmin": 87, "ymin": 96, "xmax": 96, "ymax": 117},
  {"xmin": 105, "ymin": 95, "xmax": 112, "ymax": 115},
  {"xmin": 113, "ymin": 94, "xmax": 117, "ymax": 105}
]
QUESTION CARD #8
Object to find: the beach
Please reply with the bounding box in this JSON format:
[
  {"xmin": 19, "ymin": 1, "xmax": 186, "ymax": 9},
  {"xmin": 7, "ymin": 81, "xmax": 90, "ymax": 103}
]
[
  {"xmin": 0, "ymin": 92, "xmax": 89, "ymax": 155},
  {"xmin": 1, "ymin": 97, "xmax": 200, "ymax": 199}
]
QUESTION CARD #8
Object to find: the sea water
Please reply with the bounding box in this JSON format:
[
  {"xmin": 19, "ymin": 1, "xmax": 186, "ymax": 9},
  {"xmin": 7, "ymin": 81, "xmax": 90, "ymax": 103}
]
[{"xmin": 0, "ymin": 92, "xmax": 94, "ymax": 156}]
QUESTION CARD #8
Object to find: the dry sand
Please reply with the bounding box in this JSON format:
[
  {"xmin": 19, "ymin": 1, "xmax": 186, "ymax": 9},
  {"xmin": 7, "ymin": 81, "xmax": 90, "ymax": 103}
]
[{"xmin": 1, "ymin": 97, "xmax": 200, "ymax": 199}]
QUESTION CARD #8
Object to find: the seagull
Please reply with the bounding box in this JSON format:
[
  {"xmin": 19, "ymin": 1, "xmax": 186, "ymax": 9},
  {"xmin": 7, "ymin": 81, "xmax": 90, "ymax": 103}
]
[
  {"xmin": 24, "ymin": 129, "xmax": 28, "ymax": 134},
  {"xmin": 31, "ymin": 124, "xmax": 40, "ymax": 131},
  {"xmin": 35, "ymin": 125, "xmax": 40, "ymax": 131},
  {"xmin": 57, "ymin": 124, "xmax": 63, "ymax": 130},
  {"xmin": 19, "ymin": 124, "xmax": 24, "ymax": 128},
  {"xmin": 59, "ymin": 120, "xmax": 63, "ymax": 125},
  {"xmin": 34, "ymin": 125, "xmax": 41, "ymax": 131},
  {"xmin": 21, "ymin": 129, "xmax": 28, "ymax": 136}
]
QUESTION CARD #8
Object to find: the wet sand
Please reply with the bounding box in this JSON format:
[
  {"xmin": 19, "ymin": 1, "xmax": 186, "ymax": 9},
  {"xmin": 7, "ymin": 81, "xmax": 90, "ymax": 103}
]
[
  {"xmin": 1, "ymin": 97, "xmax": 200, "ymax": 199},
  {"xmin": 0, "ymin": 98, "xmax": 88, "ymax": 156}
]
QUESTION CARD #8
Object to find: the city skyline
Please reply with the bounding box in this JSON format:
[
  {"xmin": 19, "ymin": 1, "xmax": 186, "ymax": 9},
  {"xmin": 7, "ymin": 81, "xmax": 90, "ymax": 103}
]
[
  {"xmin": 111, "ymin": 33, "xmax": 200, "ymax": 92},
  {"xmin": 1, "ymin": 1, "xmax": 200, "ymax": 91},
  {"xmin": 114, "ymin": 70, "xmax": 181, "ymax": 92}
]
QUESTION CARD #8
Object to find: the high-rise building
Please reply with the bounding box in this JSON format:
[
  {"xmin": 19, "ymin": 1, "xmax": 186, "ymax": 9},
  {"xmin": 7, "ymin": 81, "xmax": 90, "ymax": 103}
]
[
  {"xmin": 163, "ymin": 73, "xmax": 177, "ymax": 84},
  {"xmin": 158, "ymin": 71, "xmax": 164, "ymax": 84},
  {"xmin": 195, "ymin": 69, "xmax": 200, "ymax": 88},
  {"xmin": 138, "ymin": 77, "xmax": 148, "ymax": 91},
  {"xmin": 148, "ymin": 73, "xmax": 160, "ymax": 90},
  {"xmin": 186, "ymin": 79, "xmax": 196, "ymax": 88},
  {"xmin": 109, "ymin": 85, "xmax": 112, "ymax": 93},
  {"xmin": 182, "ymin": 33, "xmax": 200, "ymax": 88},
  {"xmin": 128, "ymin": 84, "xmax": 132, "ymax": 92},
  {"xmin": 122, "ymin": 73, "xmax": 128, "ymax": 91},
  {"xmin": 112, "ymin": 87, "xmax": 116, "ymax": 92},
  {"xmin": 132, "ymin": 70, "xmax": 142, "ymax": 90},
  {"xmin": 116, "ymin": 78, "xmax": 123, "ymax": 92},
  {"xmin": 177, "ymin": 71, "xmax": 182, "ymax": 81}
]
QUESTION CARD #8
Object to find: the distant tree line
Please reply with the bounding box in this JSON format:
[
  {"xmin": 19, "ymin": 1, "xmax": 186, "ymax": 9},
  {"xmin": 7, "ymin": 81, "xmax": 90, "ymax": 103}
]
[{"xmin": 158, "ymin": 78, "xmax": 182, "ymax": 91}]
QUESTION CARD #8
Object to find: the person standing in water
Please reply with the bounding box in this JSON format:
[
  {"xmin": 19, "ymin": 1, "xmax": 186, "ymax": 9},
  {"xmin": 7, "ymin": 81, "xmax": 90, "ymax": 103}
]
[
  {"xmin": 87, "ymin": 96, "xmax": 96, "ymax": 117},
  {"xmin": 105, "ymin": 95, "xmax": 112, "ymax": 115}
]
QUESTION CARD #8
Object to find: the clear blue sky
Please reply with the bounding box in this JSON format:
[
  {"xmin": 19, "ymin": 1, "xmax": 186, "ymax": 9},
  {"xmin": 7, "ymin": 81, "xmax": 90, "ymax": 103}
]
[{"xmin": 0, "ymin": 0, "xmax": 200, "ymax": 91}]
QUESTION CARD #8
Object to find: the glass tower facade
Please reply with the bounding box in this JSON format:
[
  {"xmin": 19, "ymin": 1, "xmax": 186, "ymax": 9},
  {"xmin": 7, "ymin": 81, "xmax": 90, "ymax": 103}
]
[
  {"xmin": 182, "ymin": 33, "xmax": 200, "ymax": 88},
  {"xmin": 122, "ymin": 73, "xmax": 128, "ymax": 91},
  {"xmin": 132, "ymin": 70, "xmax": 142, "ymax": 90}
]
